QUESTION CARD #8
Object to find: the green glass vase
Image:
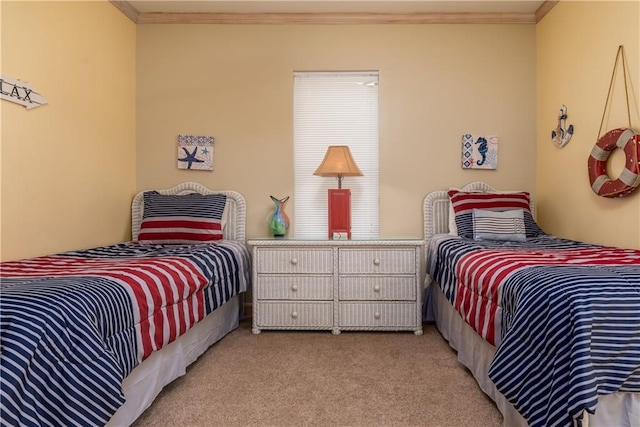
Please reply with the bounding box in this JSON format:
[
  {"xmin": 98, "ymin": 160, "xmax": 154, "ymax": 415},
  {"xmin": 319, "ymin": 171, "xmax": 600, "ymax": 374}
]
[{"xmin": 268, "ymin": 195, "xmax": 290, "ymax": 237}]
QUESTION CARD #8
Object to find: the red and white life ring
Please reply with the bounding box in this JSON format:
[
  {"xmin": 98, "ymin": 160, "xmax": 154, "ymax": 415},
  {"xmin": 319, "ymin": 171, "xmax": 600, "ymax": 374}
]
[{"xmin": 588, "ymin": 128, "xmax": 640, "ymax": 198}]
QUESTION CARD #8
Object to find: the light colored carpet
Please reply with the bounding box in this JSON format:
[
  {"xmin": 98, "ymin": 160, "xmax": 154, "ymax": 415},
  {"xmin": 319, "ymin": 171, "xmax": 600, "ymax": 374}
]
[{"xmin": 132, "ymin": 321, "xmax": 502, "ymax": 427}]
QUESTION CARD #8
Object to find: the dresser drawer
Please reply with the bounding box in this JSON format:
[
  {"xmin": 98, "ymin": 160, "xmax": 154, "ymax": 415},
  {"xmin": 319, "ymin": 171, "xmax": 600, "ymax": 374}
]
[
  {"xmin": 256, "ymin": 302, "xmax": 333, "ymax": 328},
  {"xmin": 338, "ymin": 302, "xmax": 418, "ymax": 328},
  {"xmin": 255, "ymin": 248, "xmax": 333, "ymax": 274},
  {"xmin": 256, "ymin": 275, "xmax": 333, "ymax": 300},
  {"xmin": 339, "ymin": 276, "xmax": 416, "ymax": 301},
  {"xmin": 339, "ymin": 248, "xmax": 416, "ymax": 274},
  {"xmin": 250, "ymin": 239, "xmax": 423, "ymax": 335}
]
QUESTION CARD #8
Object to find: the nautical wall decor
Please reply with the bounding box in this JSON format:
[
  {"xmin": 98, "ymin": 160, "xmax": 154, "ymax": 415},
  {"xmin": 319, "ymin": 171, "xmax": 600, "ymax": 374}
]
[
  {"xmin": 0, "ymin": 75, "xmax": 48, "ymax": 110},
  {"xmin": 177, "ymin": 134, "xmax": 214, "ymax": 170},
  {"xmin": 461, "ymin": 134, "xmax": 498, "ymax": 169},
  {"xmin": 551, "ymin": 105, "xmax": 574, "ymax": 148},
  {"xmin": 588, "ymin": 45, "xmax": 640, "ymax": 198}
]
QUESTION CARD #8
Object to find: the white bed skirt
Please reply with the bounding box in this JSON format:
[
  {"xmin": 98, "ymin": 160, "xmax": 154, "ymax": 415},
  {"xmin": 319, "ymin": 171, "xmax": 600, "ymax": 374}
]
[
  {"xmin": 107, "ymin": 294, "xmax": 241, "ymax": 427},
  {"xmin": 428, "ymin": 284, "xmax": 640, "ymax": 427}
]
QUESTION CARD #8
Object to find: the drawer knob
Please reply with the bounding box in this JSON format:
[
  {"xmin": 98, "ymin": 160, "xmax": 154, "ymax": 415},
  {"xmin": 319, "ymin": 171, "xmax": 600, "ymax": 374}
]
[
  {"xmin": 373, "ymin": 285, "xmax": 380, "ymax": 292},
  {"xmin": 290, "ymin": 258, "xmax": 298, "ymax": 265},
  {"xmin": 291, "ymin": 311, "xmax": 298, "ymax": 319},
  {"xmin": 292, "ymin": 284, "xmax": 298, "ymax": 292},
  {"xmin": 373, "ymin": 258, "xmax": 380, "ymax": 266},
  {"xmin": 374, "ymin": 312, "xmax": 381, "ymax": 319}
]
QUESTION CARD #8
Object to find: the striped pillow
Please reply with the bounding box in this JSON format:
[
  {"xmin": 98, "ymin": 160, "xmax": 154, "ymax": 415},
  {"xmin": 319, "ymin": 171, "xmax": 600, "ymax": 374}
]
[
  {"xmin": 138, "ymin": 191, "xmax": 227, "ymax": 244},
  {"xmin": 447, "ymin": 187, "xmax": 484, "ymax": 235},
  {"xmin": 448, "ymin": 190, "xmax": 545, "ymax": 238},
  {"xmin": 472, "ymin": 208, "xmax": 526, "ymax": 242}
]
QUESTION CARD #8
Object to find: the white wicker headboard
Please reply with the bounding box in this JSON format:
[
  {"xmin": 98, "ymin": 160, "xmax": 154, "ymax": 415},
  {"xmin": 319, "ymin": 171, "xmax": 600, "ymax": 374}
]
[
  {"xmin": 423, "ymin": 181, "xmax": 536, "ymax": 242},
  {"xmin": 131, "ymin": 182, "xmax": 246, "ymax": 242}
]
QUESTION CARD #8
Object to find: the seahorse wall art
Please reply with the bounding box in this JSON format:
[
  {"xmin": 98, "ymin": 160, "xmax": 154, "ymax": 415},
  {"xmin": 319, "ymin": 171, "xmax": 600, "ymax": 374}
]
[{"xmin": 461, "ymin": 134, "xmax": 499, "ymax": 169}]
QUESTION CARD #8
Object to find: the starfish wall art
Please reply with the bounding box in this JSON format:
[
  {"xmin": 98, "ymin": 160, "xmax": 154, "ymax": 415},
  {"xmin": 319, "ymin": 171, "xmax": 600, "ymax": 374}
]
[{"xmin": 177, "ymin": 134, "xmax": 214, "ymax": 170}]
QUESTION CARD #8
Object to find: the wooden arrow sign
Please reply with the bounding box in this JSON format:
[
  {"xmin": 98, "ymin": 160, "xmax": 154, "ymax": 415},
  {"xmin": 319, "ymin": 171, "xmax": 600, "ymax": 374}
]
[{"xmin": 0, "ymin": 75, "xmax": 48, "ymax": 110}]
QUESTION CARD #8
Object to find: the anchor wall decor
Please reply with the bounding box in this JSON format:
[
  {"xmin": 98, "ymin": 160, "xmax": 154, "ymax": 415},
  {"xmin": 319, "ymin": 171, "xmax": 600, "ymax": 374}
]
[{"xmin": 551, "ymin": 105, "xmax": 574, "ymax": 148}]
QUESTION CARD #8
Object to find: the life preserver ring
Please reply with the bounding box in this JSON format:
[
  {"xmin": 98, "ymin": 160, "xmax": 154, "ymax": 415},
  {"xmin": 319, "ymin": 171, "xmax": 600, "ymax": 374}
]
[{"xmin": 588, "ymin": 128, "xmax": 640, "ymax": 198}]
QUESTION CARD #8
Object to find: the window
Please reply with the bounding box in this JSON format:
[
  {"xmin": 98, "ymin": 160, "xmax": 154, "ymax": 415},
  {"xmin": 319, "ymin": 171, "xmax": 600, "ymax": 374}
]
[{"xmin": 293, "ymin": 71, "xmax": 379, "ymax": 239}]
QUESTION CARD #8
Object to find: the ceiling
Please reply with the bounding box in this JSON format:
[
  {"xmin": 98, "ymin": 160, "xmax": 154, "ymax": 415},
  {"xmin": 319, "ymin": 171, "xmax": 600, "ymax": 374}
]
[{"xmin": 113, "ymin": 0, "xmax": 555, "ymax": 24}]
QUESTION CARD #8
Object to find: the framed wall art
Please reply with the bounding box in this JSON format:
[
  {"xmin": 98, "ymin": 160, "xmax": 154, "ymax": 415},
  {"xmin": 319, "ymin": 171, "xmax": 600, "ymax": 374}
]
[
  {"xmin": 177, "ymin": 134, "xmax": 214, "ymax": 170},
  {"xmin": 461, "ymin": 134, "xmax": 498, "ymax": 170}
]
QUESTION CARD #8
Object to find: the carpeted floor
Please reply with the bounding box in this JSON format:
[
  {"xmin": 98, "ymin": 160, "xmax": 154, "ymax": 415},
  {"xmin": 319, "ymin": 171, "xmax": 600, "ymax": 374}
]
[{"xmin": 132, "ymin": 320, "xmax": 502, "ymax": 427}]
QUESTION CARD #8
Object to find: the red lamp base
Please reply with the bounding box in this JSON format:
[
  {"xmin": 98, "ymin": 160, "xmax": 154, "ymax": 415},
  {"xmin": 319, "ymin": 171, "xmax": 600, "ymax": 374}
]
[{"xmin": 328, "ymin": 189, "xmax": 351, "ymax": 239}]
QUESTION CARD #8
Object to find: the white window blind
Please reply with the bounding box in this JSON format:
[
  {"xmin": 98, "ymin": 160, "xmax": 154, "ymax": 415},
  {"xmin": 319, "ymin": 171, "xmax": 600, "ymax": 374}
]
[{"xmin": 293, "ymin": 71, "xmax": 379, "ymax": 239}]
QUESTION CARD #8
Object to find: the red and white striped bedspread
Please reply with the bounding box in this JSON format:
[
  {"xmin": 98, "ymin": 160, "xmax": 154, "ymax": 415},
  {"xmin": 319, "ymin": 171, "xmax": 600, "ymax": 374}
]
[
  {"xmin": 1, "ymin": 241, "xmax": 250, "ymax": 426},
  {"xmin": 454, "ymin": 245, "xmax": 640, "ymax": 346},
  {"xmin": 1, "ymin": 241, "xmax": 250, "ymax": 362},
  {"xmin": 426, "ymin": 235, "xmax": 640, "ymax": 426}
]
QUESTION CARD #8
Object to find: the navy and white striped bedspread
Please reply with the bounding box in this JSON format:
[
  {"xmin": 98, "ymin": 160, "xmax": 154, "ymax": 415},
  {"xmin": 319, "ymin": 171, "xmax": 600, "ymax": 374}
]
[
  {"xmin": 426, "ymin": 234, "xmax": 640, "ymax": 427},
  {"xmin": 0, "ymin": 241, "xmax": 250, "ymax": 427}
]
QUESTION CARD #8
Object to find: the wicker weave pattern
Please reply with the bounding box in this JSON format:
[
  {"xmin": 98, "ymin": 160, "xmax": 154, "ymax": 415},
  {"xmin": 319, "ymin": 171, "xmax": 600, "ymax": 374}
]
[
  {"xmin": 339, "ymin": 277, "xmax": 416, "ymax": 300},
  {"xmin": 250, "ymin": 239, "xmax": 423, "ymax": 335},
  {"xmin": 338, "ymin": 302, "xmax": 416, "ymax": 327},
  {"xmin": 255, "ymin": 248, "xmax": 332, "ymax": 274},
  {"xmin": 339, "ymin": 248, "xmax": 415, "ymax": 274},
  {"xmin": 256, "ymin": 301, "xmax": 333, "ymax": 328},
  {"xmin": 257, "ymin": 275, "xmax": 333, "ymax": 300}
]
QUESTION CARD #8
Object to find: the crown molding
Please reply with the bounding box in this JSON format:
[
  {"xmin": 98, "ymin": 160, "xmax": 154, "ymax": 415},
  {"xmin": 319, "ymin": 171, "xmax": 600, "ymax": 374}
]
[
  {"xmin": 535, "ymin": 0, "xmax": 559, "ymax": 22},
  {"xmin": 110, "ymin": 1, "xmax": 138, "ymax": 23},
  {"xmin": 111, "ymin": 1, "xmax": 558, "ymax": 25},
  {"xmin": 135, "ymin": 12, "xmax": 536, "ymax": 25}
]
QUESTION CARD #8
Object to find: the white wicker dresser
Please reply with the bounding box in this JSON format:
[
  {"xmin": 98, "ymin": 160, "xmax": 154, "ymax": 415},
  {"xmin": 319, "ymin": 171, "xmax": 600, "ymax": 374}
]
[{"xmin": 249, "ymin": 239, "xmax": 423, "ymax": 335}]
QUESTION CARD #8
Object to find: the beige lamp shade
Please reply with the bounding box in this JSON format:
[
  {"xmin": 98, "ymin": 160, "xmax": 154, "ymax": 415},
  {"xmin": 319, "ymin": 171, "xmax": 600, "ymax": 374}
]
[{"xmin": 313, "ymin": 146, "xmax": 363, "ymax": 188}]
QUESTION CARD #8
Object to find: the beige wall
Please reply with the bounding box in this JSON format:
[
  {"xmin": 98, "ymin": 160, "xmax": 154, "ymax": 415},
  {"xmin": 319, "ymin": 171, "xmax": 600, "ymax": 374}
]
[
  {"xmin": 136, "ymin": 24, "xmax": 537, "ymax": 240},
  {"xmin": 1, "ymin": 1, "xmax": 137, "ymax": 261},
  {"xmin": 11, "ymin": 2, "xmax": 634, "ymax": 259},
  {"xmin": 536, "ymin": 0, "xmax": 640, "ymax": 249}
]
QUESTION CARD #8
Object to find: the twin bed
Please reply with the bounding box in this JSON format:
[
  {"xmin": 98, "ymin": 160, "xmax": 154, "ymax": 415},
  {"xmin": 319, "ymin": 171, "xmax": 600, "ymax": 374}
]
[
  {"xmin": 3, "ymin": 180, "xmax": 639, "ymax": 427},
  {"xmin": 0, "ymin": 182, "xmax": 251, "ymax": 427},
  {"xmin": 423, "ymin": 181, "xmax": 640, "ymax": 427}
]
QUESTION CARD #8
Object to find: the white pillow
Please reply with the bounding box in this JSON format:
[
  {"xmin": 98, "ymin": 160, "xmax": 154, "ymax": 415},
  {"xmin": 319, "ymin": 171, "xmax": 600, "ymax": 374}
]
[
  {"xmin": 448, "ymin": 202, "xmax": 458, "ymax": 236},
  {"xmin": 472, "ymin": 208, "xmax": 526, "ymax": 242}
]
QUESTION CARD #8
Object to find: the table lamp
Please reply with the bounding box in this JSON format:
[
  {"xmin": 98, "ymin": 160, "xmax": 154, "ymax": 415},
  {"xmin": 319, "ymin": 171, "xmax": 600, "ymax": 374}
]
[{"xmin": 313, "ymin": 145, "xmax": 363, "ymax": 239}]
